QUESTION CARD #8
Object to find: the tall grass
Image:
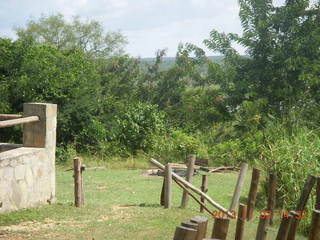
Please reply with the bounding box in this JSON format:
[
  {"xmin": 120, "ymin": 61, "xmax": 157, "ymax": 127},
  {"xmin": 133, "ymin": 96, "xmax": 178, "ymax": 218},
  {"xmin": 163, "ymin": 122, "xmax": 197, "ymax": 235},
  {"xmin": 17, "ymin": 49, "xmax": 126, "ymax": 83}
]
[{"xmin": 260, "ymin": 121, "xmax": 320, "ymax": 234}]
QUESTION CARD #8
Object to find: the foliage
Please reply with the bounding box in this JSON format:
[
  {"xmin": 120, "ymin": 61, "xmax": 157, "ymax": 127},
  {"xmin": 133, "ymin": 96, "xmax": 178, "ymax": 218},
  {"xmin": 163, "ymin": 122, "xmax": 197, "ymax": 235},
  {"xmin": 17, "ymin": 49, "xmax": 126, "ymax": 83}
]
[{"xmin": 16, "ymin": 14, "xmax": 127, "ymax": 58}]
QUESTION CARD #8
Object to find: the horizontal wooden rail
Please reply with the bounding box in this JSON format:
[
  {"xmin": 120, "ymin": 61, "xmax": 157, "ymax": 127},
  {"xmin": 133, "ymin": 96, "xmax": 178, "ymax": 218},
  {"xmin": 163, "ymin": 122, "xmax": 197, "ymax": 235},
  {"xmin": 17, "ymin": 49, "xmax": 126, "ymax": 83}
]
[
  {"xmin": 0, "ymin": 116, "xmax": 39, "ymax": 128},
  {"xmin": 0, "ymin": 114, "xmax": 22, "ymax": 121}
]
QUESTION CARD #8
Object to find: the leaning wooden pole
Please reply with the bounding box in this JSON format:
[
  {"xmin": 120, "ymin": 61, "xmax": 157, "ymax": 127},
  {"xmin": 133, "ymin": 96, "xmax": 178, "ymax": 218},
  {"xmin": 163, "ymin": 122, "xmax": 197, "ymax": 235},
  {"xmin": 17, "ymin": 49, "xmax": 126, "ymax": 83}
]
[
  {"xmin": 150, "ymin": 158, "xmax": 234, "ymax": 217},
  {"xmin": 229, "ymin": 162, "xmax": 248, "ymax": 212},
  {"xmin": 173, "ymin": 178, "xmax": 213, "ymax": 215},
  {"xmin": 181, "ymin": 155, "xmax": 196, "ymax": 209},
  {"xmin": 287, "ymin": 175, "xmax": 316, "ymax": 239},
  {"xmin": 247, "ymin": 168, "xmax": 261, "ymax": 221}
]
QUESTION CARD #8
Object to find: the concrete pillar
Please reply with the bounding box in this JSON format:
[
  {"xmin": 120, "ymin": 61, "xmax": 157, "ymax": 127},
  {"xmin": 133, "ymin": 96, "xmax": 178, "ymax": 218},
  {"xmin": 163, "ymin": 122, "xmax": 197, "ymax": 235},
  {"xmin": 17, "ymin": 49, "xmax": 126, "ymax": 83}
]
[{"xmin": 23, "ymin": 103, "xmax": 57, "ymax": 201}]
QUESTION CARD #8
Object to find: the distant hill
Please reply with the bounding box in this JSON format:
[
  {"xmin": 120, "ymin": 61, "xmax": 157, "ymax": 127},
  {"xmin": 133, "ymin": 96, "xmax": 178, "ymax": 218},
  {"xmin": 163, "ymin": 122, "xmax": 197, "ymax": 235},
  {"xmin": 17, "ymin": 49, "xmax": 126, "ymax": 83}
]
[{"xmin": 139, "ymin": 56, "xmax": 225, "ymax": 72}]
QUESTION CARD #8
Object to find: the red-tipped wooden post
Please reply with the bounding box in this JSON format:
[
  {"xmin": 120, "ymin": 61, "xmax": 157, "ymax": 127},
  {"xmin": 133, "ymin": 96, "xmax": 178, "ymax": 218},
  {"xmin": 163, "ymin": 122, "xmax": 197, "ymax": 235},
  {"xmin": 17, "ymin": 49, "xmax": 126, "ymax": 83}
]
[
  {"xmin": 309, "ymin": 209, "xmax": 320, "ymax": 240},
  {"xmin": 267, "ymin": 173, "xmax": 277, "ymax": 225},
  {"xmin": 235, "ymin": 204, "xmax": 247, "ymax": 240}
]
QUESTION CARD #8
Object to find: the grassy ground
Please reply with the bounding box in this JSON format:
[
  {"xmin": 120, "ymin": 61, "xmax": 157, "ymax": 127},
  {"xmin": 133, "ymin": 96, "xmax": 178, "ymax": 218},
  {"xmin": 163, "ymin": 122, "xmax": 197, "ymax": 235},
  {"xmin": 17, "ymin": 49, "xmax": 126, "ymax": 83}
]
[{"xmin": 0, "ymin": 166, "xmax": 307, "ymax": 240}]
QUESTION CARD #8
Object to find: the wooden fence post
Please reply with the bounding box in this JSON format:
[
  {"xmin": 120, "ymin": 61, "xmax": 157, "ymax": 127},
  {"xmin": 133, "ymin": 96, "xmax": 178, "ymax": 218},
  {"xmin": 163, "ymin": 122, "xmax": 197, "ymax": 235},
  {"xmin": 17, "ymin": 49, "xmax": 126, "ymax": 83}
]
[
  {"xmin": 211, "ymin": 217, "xmax": 230, "ymax": 240},
  {"xmin": 173, "ymin": 225, "xmax": 197, "ymax": 240},
  {"xmin": 315, "ymin": 177, "xmax": 320, "ymax": 210},
  {"xmin": 267, "ymin": 173, "xmax": 277, "ymax": 225},
  {"xmin": 275, "ymin": 211, "xmax": 294, "ymax": 240},
  {"xmin": 74, "ymin": 157, "xmax": 84, "ymax": 207},
  {"xmin": 246, "ymin": 168, "xmax": 261, "ymax": 221},
  {"xmin": 160, "ymin": 177, "xmax": 165, "ymax": 206},
  {"xmin": 309, "ymin": 209, "xmax": 320, "ymax": 240},
  {"xmin": 229, "ymin": 162, "xmax": 248, "ymax": 212},
  {"xmin": 165, "ymin": 164, "xmax": 172, "ymax": 208},
  {"xmin": 200, "ymin": 175, "xmax": 208, "ymax": 213},
  {"xmin": 180, "ymin": 154, "xmax": 196, "ymax": 209},
  {"xmin": 190, "ymin": 216, "xmax": 208, "ymax": 240},
  {"xmin": 235, "ymin": 204, "xmax": 247, "ymax": 240},
  {"xmin": 255, "ymin": 211, "xmax": 270, "ymax": 240},
  {"xmin": 287, "ymin": 175, "xmax": 316, "ymax": 239}
]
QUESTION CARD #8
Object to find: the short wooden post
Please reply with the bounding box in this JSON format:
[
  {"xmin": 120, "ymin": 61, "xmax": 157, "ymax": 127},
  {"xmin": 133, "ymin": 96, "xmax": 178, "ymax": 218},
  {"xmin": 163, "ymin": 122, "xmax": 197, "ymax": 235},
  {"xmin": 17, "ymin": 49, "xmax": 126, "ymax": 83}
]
[
  {"xmin": 165, "ymin": 164, "xmax": 172, "ymax": 208},
  {"xmin": 315, "ymin": 177, "xmax": 320, "ymax": 210},
  {"xmin": 287, "ymin": 175, "xmax": 316, "ymax": 239},
  {"xmin": 211, "ymin": 217, "xmax": 230, "ymax": 240},
  {"xmin": 235, "ymin": 204, "xmax": 247, "ymax": 240},
  {"xmin": 255, "ymin": 212, "xmax": 270, "ymax": 240},
  {"xmin": 160, "ymin": 177, "xmax": 165, "ymax": 206},
  {"xmin": 246, "ymin": 168, "xmax": 261, "ymax": 221},
  {"xmin": 309, "ymin": 209, "xmax": 320, "ymax": 240},
  {"xmin": 267, "ymin": 173, "xmax": 277, "ymax": 225},
  {"xmin": 275, "ymin": 211, "xmax": 294, "ymax": 240},
  {"xmin": 190, "ymin": 216, "xmax": 208, "ymax": 240},
  {"xmin": 80, "ymin": 164, "xmax": 85, "ymax": 205},
  {"xmin": 180, "ymin": 154, "xmax": 196, "ymax": 209},
  {"xmin": 74, "ymin": 157, "xmax": 83, "ymax": 207},
  {"xmin": 229, "ymin": 162, "xmax": 248, "ymax": 211},
  {"xmin": 173, "ymin": 225, "xmax": 197, "ymax": 240},
  {"xmin": 181, "ymin": 221, "xmax": 198, "ymax": 231},
  {"xmin": 200, "ymin": 175, "xmax": 208, "ymax": 213}
]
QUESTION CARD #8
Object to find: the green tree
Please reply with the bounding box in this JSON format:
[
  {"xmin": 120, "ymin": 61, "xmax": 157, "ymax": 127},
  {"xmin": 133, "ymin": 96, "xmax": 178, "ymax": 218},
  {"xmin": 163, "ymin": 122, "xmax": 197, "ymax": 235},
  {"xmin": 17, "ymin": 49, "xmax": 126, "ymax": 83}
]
[
  {"xmin": 16, "ymin": 14, "xmax": 127, "ymax": 58},
  {"xmin": 204, "ymin": 0, "xmax": 320, "ymax": 114}
]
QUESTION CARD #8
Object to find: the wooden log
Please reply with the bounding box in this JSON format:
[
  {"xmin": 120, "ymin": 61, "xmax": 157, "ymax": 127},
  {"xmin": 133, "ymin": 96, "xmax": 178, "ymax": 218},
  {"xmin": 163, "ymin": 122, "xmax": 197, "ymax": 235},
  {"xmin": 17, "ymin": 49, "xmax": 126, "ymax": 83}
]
[
  {"xmin": 0, "ymin": 114, "xmax": 22, "ymax": 120},
  {"xmin": 181, "ymin": 155, "xmax": 196, "ymax": 208},
  {"xmin": 200, "ymin": 175, "xmax": 208, "ymax": 213},
  {"xmin": 173, "ymin": 178, "xmax": 213, "ymax": 215},
  {"xmin": 165, "ymin": 164, "xmax": 172, "ymax": 208},
  {"xmin": 173, "ymin": 225, "xmax": 197, "ymax": 240},
  {"xmin": 190, "ymin": 216, "xmax": 208, "ymax": 240},
  {"xmin": 150, "ymin": 158, "xmax": 234, "ymax": 217},
  {"xmin": 247, "ymin": 168, "xmax": 261, "ymax": 221},
  {"xmin": 0, "ymin": 116, "xmax": 39, "ymax": 128},
  {"xmin": 211, "ymin": 216, "xmax": 230, "ymax": 240},
  {"xmin": 181, "ymin": 221, "xmax": 198, "ymax": 231},
  {"xmin": 160, "ymin": 177, "xmax": 165, "ymax": 206},
  {"xmin": 74, "ymin": 157, "xmax": 82, "ymax": 207},
  {"xmin": 309, "ymin": 209, "xmax": 320, "ymax": 240},
  {"xmin": 229, "ymin": 162, "xmax": 248, "ymax": 211},
  {"xmin": 287, "ymin": 175, "xmax": 316, "ymax": 239},
  {"xmin": 275, "ymin": 211, "xmax": 294, "ymax": 240},
  {"xmin": 316, "ymin": 177, "xmax": 320, "ymax": 210},
  {"xmin": 235, "ymin": 204, "xmax": 247, "ymax": 240},
  {"xmin": 255, "ymin": 212, "xmax": 270, "ymax": 240},
  {"xmin": 267, "ymin": 173, "xmax": 277, "ymax": 225},
  {"xmin": 80, "ymin": 165, "xmax": 85, "ymax": 205}
]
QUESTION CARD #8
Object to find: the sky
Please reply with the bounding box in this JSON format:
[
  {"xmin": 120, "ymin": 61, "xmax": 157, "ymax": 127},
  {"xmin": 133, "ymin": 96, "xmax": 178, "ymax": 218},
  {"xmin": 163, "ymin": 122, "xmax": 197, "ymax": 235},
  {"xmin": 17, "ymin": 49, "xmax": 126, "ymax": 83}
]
[{"xmin": 0, "ymin": 0, "xmax": 314, "ymax": 58}]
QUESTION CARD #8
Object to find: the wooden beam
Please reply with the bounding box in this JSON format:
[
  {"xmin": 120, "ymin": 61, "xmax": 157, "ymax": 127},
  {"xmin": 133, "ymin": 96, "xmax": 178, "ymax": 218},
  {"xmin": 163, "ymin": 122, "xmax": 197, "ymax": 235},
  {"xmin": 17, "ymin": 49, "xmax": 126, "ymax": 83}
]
[
  {"xmin": 181, "ymin": 155, "xmax": 196, "ymax": 208},
  {"xmin": 0, "ymin": 116, "xmax": 39, "ymax": 128},
  {"xmin": 267, "ymin": 173, "xmax": 277, "ymax": 225},
  {"xmin": 229, "ymin": 162, "xmax": 248, "ymax": 211},
  {"xmin": 190, "ymin": 216, "xmax": 208, "ymax": 240},
  {"xmin": 200, "ymin": 175, "xmax": 209, "ymax": 213},
  {"xmin": 247, "ymin": 168, "xmax": 261, "ymax": 221},
  {"xmin": 150, "ymin": 158, "xmax": 234, "ymax": 218},
  {"xmin": 309, "ymin": 209, "xmax": 320, "ymax": 240},
  {"xmin": 164, "ymin": 164, "xmax": 172, "ymax": 208},
  {"xmin": 0, "ymin": 114, "xmax": 22, "ymax": 120},
  {"xmin": 173, "ymin": 226, "xmax": 197, "ymax": 240},
  {"xmin": 235, "ymin": 204, "xmax": 247, "ymax": 240},
  {"xmin": 211, "ymin": 217, "xmax": 230, "ymax": 240}
]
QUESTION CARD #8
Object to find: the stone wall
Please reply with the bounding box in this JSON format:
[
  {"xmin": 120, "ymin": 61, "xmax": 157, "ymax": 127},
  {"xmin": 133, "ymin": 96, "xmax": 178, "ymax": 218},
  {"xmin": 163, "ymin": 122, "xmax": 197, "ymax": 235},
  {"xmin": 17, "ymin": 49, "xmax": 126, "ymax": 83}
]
[{"xmin": 0, "ymin": 103, "xmax": 56, "ymax": 214}]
